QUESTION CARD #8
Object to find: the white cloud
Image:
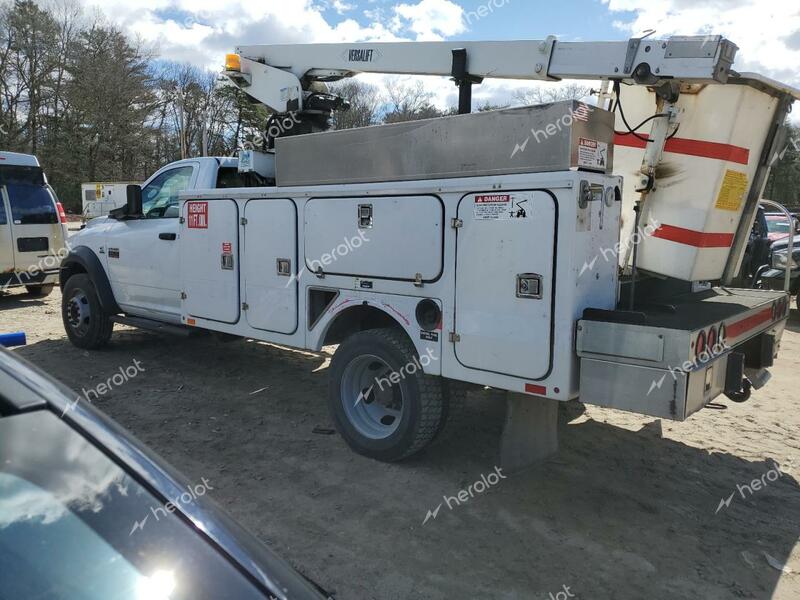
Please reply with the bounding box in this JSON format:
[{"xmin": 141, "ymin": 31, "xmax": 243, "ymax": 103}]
[
  {"xmin": 603, "ymin": 0, "xmax": 800, "ymax": 88},
  {"xmin": 393, "ymin": 0, "xmax": 466, "ymax": 41}
]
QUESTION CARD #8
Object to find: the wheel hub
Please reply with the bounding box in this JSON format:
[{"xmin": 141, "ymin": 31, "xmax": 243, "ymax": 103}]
[
  {"xmin": 66, "ymin": 292, "xmax": 91, "ymax": 335},
  {"xmin": 341, "ymin": 354, "xmax": 404, "ymax": 440}
]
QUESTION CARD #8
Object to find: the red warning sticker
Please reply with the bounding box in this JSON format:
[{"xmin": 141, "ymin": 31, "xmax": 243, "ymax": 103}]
[
  {"xmin": 222, "ymin": 242, "xmax": 232, "ymax": 253},
  {"xmin": 187, "ymin": 202, "xmax": 208, "ymax": 229},
  {"xmin": 475, "ymin": 194, "xmax": 510, "ymax": 204}
]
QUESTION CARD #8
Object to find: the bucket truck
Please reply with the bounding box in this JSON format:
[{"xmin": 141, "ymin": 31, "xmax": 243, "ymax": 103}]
[{"xmin": 61, "ymin": 35, "xmax": 800, "ymax": 465}]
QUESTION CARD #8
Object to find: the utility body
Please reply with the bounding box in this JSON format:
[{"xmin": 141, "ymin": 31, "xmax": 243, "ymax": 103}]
[{"xmin": 62, "ymin": 35, "xmax": 799, "ymax": 461}]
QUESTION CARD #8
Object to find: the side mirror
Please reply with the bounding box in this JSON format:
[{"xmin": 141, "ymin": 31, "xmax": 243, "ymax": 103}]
[{"xmin": 109, "ymin": 185, "xmax": 143, "ymax": 220}]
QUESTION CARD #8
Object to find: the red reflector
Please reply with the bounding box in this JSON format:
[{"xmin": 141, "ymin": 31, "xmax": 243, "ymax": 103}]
[
  {"xmin": 707, "ymin": 326, "xmax": 718, "ymax": 355},
  {"xmin": 694, "ymin": 330, "xmax": 707, "ymax": 360},
  {"xmin": 56, "ymin": 202, "xmax": 67, "ymax": 224},
  {"xmin": 525, "ymin": 383, "xmax": 547, "ymax": 396}
]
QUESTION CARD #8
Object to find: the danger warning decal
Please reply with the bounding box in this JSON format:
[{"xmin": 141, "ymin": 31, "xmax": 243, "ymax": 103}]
[
  {"xmin": 187, "ymin": 201, "xmax": 208, "ymax": 228},
  {"xmin": 577, "ymin": 137, "xmax": 607, "ymax": 170},
  {"xmin": 473, "ymin": 193, "xmax": 532, "ymax": 220}
]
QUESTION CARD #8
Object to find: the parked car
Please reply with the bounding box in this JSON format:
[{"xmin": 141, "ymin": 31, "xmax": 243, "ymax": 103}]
[
  {"xmin": 761, "ymin": 235, "xmax": 800, "ymax": 310},
  {"xmin": 764, "ymin": 212, "xmax": 799, "ymax": 242},
  {"xmin": 0, "ymin": 151, "xmax": 69, "ymax": 297},
  {"xmin": 738, "ymin": 205, "xmax": 799, "ymax": 289},
  {"xmin": 0, "ymin": 347, "xmax": 330, "ymax": 600}
]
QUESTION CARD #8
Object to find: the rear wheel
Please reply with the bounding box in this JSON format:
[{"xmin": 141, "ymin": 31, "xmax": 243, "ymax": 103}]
[
  {"xmin": 328, "ymin": 328, "xmax": 443, "ymax": 462},
  {"xmin": 61, "ymin": 274, "xmax": 114, "ymax": 349},
  {"xmin": 26, "ymin": 284, "xmax": 54, "ymax": 298}
]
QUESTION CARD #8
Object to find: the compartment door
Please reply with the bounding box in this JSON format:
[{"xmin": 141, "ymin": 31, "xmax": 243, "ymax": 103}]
[
  {"xmin": 243, "ymin": 199, "xmax": 298, "ymax": 334},
  {"xmin": 454, "ymin": 191, "xmax": 556, "ymax": 379},
  {"xmin": 181, "ymin": 199, "xmax": 240, "ymax": 323}
]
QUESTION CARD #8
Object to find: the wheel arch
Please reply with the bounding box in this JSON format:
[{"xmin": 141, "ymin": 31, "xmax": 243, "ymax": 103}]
[
  {"xmin": 319, "ymin": 304, "xmax": 411, "ymax": 348},
  {"xmin": 60, "ymin": 247, "xmax": 121, "ymax": 314}
]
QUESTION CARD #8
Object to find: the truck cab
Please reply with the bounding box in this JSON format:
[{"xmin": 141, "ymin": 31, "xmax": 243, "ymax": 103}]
[
  {"xmin": 66, "ymin": 156, "xmax": 267, "ymax": 324},
  {"xmin": 0, "ymin": 151, "xmax": 68, "ymax": 297}
]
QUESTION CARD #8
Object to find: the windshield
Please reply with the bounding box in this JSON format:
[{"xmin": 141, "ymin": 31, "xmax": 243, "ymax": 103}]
[
  {"xmin": 765, "ymin": 217, "xmax": 792, "ymax": 234},
  {"xmin": 0, "ymin": 411, "xmax": 271, "ymax": 600},
  {"xmin": 5, "ymin": 182, "xmax": 57, "ymax": 225}
]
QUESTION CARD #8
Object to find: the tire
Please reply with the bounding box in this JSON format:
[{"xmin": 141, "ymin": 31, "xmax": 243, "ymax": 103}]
[
  {"xmin": 61, "ymin": 274, "xmax": 114, "ymax": 349},
  {"xmin": 328, "ymin": 328, "xmax": 443, "ymax": 462},
  {"xmin": 436, "ymin": 378, "xmax": 468, "ymax": 440},
  {"xmin": 26, "ymin": 284, "xmax": 54, "ymax": 298}
]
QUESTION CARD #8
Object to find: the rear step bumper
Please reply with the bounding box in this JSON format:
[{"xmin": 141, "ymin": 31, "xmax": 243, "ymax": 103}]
[{"xmin": 576, "ymin": 288, "xmax": 789, "ymax": 420}]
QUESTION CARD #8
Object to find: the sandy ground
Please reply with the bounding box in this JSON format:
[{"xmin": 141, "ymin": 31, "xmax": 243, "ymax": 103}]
[{"xmin": 2, "ymin": 285, "xmax": 799, "ymax": 600}]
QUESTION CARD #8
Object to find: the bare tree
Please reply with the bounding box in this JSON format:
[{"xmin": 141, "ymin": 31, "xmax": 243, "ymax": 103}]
[
  {"xmin": 329, "ymin": 79, "xmax": 382, "ymax": 130},
  {"xmin": 383, "ymin": 79, "xmax": 444, "ymax": 123},
  {"xmin": 513, "ymin": 82, "xmax": 592, "ymax": 106}
]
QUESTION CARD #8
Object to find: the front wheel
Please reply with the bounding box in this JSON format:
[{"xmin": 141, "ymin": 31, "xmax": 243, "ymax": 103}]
[
  {"xmin": 61, "ymin": 274, "xmax": 114, "ymax": 349},
  {"xmin": 328, "ymin": 328, "xmax": 443, "ymax": 462}
]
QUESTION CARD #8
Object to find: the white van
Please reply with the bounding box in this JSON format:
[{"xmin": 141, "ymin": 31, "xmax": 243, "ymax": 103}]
[{"xmin": 0, "ymin": 151, "xmax": 69, "ymax": 297}]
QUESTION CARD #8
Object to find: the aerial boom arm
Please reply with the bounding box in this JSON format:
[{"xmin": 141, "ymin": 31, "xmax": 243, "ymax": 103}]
[{"xmin": 227, "ymin": 35, "xmax": 739, "ymax": 113}]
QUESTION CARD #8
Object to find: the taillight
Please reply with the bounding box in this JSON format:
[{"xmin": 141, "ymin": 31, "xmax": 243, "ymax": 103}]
[
  {"xmin": 56, "ymin": 202, "xmax": 67, "ymax": 224},
  {"xmin": 707, "ymin": 326, "xmax": 718, "ymax": 356},
  {"xmin": 694, "ymin": 330, "xmax": 707, "ymax": 361}
]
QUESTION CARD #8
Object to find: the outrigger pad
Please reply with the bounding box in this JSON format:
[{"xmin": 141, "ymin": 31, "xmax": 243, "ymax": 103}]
[{"xmin": 500, "ymin": 393, "xmax": 559, "ymax": 473}]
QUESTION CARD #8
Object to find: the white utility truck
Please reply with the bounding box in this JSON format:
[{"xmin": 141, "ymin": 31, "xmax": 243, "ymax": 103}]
[{"xmin": 61, "ymin": 35, "xmax": 799, "ymax": 464}]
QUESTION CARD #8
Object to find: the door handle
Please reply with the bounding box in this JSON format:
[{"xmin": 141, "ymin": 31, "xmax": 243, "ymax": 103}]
[{"xmin": 159, "ymin": 233, "xmax": 177, "ymax": 241}]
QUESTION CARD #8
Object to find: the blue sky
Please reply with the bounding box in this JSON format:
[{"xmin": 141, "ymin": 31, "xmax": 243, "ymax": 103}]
[
  {"xmin": 92, "ymin": 0, "xmax": 799, "ymax": 109},
  {"xmin": 318, "ymin": 0, "xmax": 637, "ymax": 42}
]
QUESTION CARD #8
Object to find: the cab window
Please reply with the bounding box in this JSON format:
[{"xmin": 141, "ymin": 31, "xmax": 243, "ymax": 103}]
[{"xmin": 141, "ymin": 166, "xmax": 194, "ymax": 219}]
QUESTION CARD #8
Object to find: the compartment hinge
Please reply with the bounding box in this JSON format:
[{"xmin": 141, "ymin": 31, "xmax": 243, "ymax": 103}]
[
  {"xmin": 180, "ymin": 292, "xmax": 187, "ymax": 300},
  {"xmin": 179, "ymin": 217, "xmax": 185, "ymax": 224},
  {"xmin": 449, "ymin": 332, "xmax": 461, "ymax": 343},
  {"xmin": 414, "ymin": 272, "xmax": 424, "ymax": 287},
  {"xmin": 241, "ymin": 217, "xmax": 248, "ymax": 226},
  {"xmin": 451, "ymin": 218, "xmax": 463, "ymax": 229},
  {"xmin": 242, "ymin": 302, "xmax": 249, "ymax": 311}
]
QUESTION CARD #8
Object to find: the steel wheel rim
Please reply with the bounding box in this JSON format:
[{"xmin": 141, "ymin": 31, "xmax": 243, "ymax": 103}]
[
  {"xmin": 341, "ymin": 354, "xmax": 403, "ymax": 440},
  {"xmin": 66, "ymin": 290, "xmax": 91, "ymax": 337}
]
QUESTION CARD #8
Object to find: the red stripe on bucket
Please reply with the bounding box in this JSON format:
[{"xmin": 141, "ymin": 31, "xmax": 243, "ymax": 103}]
[
  {"xmin": 652, "ymin": 224, "xmax": 735, "ymax": 248},
  {"xmin": 613, "ymin": 134, "xmax": 750, "ymax": 165}
]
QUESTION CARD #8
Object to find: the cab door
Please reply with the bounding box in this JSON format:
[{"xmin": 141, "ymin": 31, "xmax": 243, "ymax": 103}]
[
  {"xmin": 454, "ymin": 190, "xmax": 557, "ymax": 380},
  {"xmin": 105, "ymin": 163, "xmax": 197, "ymax": 321}
]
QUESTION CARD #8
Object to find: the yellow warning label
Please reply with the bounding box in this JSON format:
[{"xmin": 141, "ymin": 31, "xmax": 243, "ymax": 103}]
[{"xmin": 715, "ymin": 170, "xmax": 748, "ymax": 212}]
